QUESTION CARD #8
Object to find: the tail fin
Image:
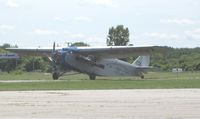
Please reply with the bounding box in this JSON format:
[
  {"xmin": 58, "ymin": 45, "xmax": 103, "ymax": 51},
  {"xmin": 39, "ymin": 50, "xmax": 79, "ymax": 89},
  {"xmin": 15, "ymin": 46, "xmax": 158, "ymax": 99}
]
[{"xmin": 132, "ymin": 56, "xmax": 150, "ymax": 67}]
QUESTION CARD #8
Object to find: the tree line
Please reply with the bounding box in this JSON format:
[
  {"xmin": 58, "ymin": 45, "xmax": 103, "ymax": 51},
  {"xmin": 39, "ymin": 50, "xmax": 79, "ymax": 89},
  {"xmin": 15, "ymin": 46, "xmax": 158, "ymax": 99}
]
[{"xmin": 151, "ymin": 47, "xmax": 200, "ymax": 71}]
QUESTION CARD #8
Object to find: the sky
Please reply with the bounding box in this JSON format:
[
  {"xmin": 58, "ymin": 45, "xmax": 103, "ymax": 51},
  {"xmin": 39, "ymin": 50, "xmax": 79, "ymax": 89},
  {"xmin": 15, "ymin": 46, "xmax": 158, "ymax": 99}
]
[{"xmin": 0, "ymin": 0, "xmax": 200, "ymax": 48}]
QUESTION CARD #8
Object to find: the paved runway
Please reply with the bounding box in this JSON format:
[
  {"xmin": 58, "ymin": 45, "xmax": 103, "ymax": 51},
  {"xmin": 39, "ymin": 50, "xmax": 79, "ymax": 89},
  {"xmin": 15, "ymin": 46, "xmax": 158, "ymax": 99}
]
[{"xmin": 0, "ymin": 89, "xmax": 200, "ymax": 119}]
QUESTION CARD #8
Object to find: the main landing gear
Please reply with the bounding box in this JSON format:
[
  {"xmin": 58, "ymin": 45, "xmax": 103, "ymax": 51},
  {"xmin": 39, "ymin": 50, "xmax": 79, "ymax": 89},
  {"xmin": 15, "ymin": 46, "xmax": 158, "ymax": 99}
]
[
  {"xmin": 52, "ymin": 72, "xmax": 59, "ymax": 80},
  {"xmin": 89, "ymin": 75, "xmax": 96, "ymax": 80},
  {"xmin": 139, "ymin": 72, "xmax": 144, "ymax": 79}
]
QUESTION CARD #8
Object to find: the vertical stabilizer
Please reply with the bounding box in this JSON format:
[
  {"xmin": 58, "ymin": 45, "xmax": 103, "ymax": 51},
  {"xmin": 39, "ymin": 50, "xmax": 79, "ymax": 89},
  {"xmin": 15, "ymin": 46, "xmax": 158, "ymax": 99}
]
[{"xmin": 132, "ymin": 56, "xmax": 150, "ymax": 67}]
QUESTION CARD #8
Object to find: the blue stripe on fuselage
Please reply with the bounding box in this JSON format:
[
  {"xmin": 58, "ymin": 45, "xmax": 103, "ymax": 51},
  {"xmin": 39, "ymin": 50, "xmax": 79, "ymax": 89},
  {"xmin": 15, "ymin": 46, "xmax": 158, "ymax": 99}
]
[{"xmin": 62, "ymin": 47, "xmax": 79, "ymax": 52}]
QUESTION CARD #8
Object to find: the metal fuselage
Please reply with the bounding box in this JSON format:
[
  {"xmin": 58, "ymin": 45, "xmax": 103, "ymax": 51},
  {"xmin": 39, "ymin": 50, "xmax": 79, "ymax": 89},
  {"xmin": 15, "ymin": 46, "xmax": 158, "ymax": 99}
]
[{"xmin": 60, "ymin": 52, "xmax": 142, "ymax": 77}]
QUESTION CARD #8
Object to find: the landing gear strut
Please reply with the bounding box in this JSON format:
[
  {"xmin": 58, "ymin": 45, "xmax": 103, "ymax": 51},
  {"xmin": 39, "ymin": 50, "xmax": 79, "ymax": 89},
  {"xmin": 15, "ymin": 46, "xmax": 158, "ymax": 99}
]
[
  {"xmin": 52, "ymin": 72, "xmax": 59, "ymax": 80},
  {"xmin": 139, "ymin": 72, "xmax": 144, "ymax": 79},
  {"xmin": 89, "ymin": 75, "xmax": 96, "ymax": 80}
]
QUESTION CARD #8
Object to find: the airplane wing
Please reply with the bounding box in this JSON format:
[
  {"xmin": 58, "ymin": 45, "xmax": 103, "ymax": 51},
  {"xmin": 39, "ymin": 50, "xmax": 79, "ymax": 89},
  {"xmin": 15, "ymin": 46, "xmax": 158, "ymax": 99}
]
[
  {"xmin": 72, "ymin": 46, "xmax": 156, "ymax": 59},
  {"xmin": 5, "ymin": 47, "xmax": 56, "ymax": 56},
  {"xmin": 6, "ymin": 46, "xmax": 157, "ymax": 59}
]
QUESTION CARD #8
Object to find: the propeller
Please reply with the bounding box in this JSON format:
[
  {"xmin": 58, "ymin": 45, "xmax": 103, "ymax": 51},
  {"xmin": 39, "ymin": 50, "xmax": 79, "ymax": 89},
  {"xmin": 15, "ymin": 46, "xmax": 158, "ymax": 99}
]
[
  {"xmin": 52, "ymin": 42, "xmax": 55, "ymax": 55},
  {"xmin": 51, "ymin": 42, "xmax": 59, "ymax": 80},
  {"xmin": 48, "ymin": 42, "xmax": 56, "ymax": 62},
  {"xmin": 51, "ymin": 42, "xmax": 56, "ymax": 63},
  {"xmin": 50, "ymin": 42, "xmax": 70, "ymax": 79}
]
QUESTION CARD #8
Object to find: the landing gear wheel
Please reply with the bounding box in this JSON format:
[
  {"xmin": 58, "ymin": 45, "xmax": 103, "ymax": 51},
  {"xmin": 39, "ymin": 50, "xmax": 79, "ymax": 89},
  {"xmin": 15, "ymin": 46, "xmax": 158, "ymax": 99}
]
[
  {"xmin": 53, "ymin": 72, "xmax": 59, "ymax": 80},
  {"xmin": 140, "ymin": 75, "xmax": 144, "ymax": 79},
  {"xmin": 89, "ymin": 75, "xmax": 96, "ymax": 80}
]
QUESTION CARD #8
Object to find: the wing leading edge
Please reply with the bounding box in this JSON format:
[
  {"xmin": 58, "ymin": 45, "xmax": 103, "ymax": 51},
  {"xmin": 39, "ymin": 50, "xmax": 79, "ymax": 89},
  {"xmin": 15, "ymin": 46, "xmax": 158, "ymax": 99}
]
[
  {"xmin": 72, "ymin": 46, "xmax": 156, "ymax": 59},
  {"xmin": 6, "ymin": 46, "xmax": 157, "ymax": 59},
  {"xmin": 6, "ymin": 47, "xmax": 60, "ymax": 56}
]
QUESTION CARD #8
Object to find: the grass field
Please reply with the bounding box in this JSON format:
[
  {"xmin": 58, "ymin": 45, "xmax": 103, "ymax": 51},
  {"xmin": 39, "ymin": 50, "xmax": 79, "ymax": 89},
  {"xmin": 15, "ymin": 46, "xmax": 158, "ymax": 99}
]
[{"xmin": 0, "ymin": 71, "xmax": 200, "ymax": 91}]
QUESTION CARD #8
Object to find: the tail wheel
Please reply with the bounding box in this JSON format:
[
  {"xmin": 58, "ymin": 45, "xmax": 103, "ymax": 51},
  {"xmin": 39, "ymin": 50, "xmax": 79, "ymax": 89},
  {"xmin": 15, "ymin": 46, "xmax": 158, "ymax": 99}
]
[
  {"xmin": 53, "ymin": 72, "xmax": 59, "ymax": 80},
  {"xmin": 89, "ymin": 75, "xmax": 96, "ymax": 80}
]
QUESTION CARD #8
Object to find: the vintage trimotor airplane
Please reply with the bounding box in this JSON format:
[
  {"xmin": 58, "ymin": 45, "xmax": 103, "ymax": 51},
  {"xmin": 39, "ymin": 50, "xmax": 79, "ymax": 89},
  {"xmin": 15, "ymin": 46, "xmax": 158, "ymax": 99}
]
[{"xmin": 6, "ymin": 43, "xmax": 156, "ymax": 80}]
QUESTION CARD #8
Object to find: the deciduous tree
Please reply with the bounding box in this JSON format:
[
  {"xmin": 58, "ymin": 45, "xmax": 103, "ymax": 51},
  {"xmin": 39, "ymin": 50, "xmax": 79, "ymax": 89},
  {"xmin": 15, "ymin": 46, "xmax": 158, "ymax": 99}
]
[{"xmin": 107, "ymin": 25, "xmax": 130, "ymax": 46}]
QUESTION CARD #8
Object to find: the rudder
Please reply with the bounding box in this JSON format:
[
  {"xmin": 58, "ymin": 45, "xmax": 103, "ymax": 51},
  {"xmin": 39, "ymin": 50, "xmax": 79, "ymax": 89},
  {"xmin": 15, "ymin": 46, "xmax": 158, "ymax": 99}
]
[{"xmin": 132, "ymin": 56, "xmax": 150, "ymax": 67}]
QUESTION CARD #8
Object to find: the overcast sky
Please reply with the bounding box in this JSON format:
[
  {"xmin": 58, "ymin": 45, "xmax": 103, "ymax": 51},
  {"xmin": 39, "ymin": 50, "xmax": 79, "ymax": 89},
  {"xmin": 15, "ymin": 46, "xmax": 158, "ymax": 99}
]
[{"xmin": 0, "ymin": 0, "xmax": 200, "ymax": 48}]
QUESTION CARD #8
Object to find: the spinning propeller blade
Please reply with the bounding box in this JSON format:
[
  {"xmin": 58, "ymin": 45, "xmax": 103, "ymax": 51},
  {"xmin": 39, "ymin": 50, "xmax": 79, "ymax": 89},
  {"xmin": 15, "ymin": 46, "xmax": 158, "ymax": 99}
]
[
  {"xmin": 51, "ymin": 42, "xmax": 59, "ymax": 80},
  {"xmin": 53, "ymin": 42, "xmax": 55, "ymax": 54}
]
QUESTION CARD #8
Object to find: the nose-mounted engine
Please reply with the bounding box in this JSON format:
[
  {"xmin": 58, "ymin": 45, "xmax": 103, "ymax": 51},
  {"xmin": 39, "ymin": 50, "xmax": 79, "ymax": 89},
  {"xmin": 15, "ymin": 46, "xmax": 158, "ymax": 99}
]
[
  {"xmin": 52, "ymin": 51, "xmax": 62, "ymax": 65},
  {"xmin": 50, "ymin": 42, "xmax": 62, "ymax": 80}
]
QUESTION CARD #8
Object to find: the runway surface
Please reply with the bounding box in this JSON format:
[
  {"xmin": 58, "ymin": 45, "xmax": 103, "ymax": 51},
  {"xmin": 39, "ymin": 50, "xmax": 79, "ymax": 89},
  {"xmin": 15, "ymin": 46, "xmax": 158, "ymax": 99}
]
[{"xmin": 0, "ymin": 89, "xmax": 200, "ymax": 119}]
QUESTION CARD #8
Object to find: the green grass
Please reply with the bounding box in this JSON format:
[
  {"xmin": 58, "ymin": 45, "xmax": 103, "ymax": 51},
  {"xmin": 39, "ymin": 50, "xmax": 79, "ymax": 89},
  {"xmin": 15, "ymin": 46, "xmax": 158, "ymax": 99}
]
[
  {"xmin": 0, "ymin": 71, "xmax": 52, "ymax": 80},
  {"xmin": 0, "ymin": 71, "xmax": 200, "ymax": 91},
  {"xmin": 0, "ymin": 79, "xmax": 200, "ymax": 91}
]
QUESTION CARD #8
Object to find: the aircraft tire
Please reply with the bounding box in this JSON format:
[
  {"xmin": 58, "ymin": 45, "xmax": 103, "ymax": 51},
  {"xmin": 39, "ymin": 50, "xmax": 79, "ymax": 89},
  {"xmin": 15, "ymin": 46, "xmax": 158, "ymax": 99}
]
[
  {"xmin": 89, "ymin": 75, "xmax": 96, "ymax": 80},
  {"xmin": 141, "ymin": 75, "xmax": 144, "ymax": 79},
  {"xmin": 53, "ymin": 73, "xmax": 59, "ymax": 80}
]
